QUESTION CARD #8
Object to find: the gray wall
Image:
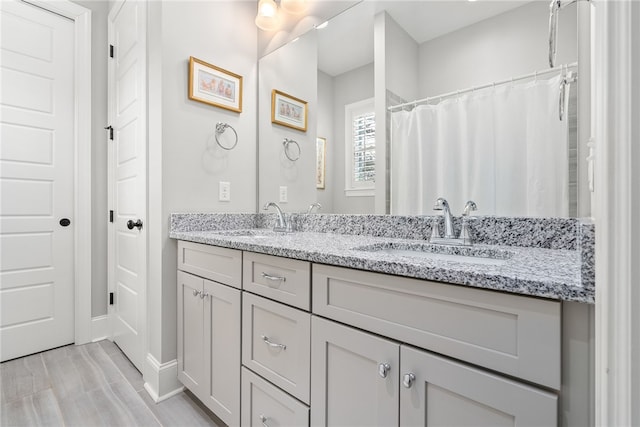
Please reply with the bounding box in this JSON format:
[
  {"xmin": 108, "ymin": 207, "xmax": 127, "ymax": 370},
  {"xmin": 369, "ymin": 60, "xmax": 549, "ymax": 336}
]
[
  {"xmin": 258, "ymin": 31, "xmax": 317, "ymax": 213},
  {"xmin": 418, "ymin": 1, "xmax": 577, "ymax": 99},
  {"xmin": 317, "ymin": 71, "xmax": 334, "ymax": 212},
  {"xmin": 71, "ymin": 0, "xmax": 109, "ymax": 318},
  {"xmin": 331, "ymin": 63, "xmax": 375, "ymax": 214},
  {"xmin": 147, "ymin": 0, "xmax": 258, "ymax": 362}
]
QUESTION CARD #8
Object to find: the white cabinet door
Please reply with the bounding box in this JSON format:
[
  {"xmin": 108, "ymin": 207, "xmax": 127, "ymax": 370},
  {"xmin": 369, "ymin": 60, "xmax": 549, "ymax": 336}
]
[
  {"xmin": 177, "ymin": 271, "xmax": 205, "ymax": 394},
  {"xmin": 400, "ymin": 345, "xmax": 558, "ymax": 427},
  {"xmin": 203, "ymin": 279, "xmax": 241, "ymax": 427},
  {"xmin": 311, "ymin": 316, "xmax": 399, "ymax": 427}
]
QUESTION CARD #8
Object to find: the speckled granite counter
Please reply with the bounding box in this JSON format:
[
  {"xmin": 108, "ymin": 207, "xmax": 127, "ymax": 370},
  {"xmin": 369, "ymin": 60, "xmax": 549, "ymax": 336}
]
[{"xmin": 170, "ymin": 213, "xmax": 594, "ymax": 304}]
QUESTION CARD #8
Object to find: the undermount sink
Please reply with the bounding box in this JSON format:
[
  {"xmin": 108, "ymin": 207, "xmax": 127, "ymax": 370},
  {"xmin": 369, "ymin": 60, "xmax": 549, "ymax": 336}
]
[{"xmin": 357, "ymin": 243, "xmax": 513, "ymax": 266}]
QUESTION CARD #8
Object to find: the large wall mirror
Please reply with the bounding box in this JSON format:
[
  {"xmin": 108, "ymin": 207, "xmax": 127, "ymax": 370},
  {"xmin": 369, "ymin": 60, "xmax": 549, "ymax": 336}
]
[{"xmin": 258, "ymin": 0, "xmax": 590, "ymax": 217}]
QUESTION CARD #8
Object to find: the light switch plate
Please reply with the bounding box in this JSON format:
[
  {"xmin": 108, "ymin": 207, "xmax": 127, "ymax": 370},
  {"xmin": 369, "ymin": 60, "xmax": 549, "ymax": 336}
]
[
  {"xmin": 219, "ymin": 181, "xmax": 231, "ymax": 201},
  {"xmin": 279, "ymin": 186, "xmax": 288, "ymax": 203}
]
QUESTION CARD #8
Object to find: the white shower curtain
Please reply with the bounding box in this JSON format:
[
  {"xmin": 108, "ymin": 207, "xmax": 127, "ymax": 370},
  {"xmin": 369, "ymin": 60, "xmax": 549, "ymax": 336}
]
[{"xmin": 391, "ymin": 75, "xmax": 569, "ymax": 217}]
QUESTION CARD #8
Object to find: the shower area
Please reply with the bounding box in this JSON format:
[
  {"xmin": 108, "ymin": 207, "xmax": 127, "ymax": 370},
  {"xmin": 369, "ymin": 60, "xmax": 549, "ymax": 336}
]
[{"xmin": 386, "ymin": 0, "xmax": 587, "ymax": 218}]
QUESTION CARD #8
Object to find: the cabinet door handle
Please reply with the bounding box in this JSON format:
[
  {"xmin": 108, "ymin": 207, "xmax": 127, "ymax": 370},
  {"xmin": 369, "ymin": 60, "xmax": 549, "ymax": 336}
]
[
  {"xmin": 259, "ymin": 415, "xmax": 269, "ymax": 427},
  {"xmin": 378, "ymin": 363, "xmax": 391, "ymax": 378},
  {"xmin": 192, "ymin": 289, "xmax": 201, "ymax": 297},
  {"xmin": 261, "ymin": 272, "xmax": 286, "ymax": 286},
  {"xmin": 403, "ymin": 372, "xmax": 416, "ymax": 388},
  {"xmin": 261, "ymin": 335, "xmax": 287, "ymax": 350},
  {"xmin": 200, "ymin": 292, "xmax": 209, "ymax": 299}
]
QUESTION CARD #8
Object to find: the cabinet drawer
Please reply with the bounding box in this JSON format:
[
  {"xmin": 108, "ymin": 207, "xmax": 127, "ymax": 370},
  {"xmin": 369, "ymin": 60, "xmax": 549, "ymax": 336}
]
[
  {"xmin": 242, "ymin": 293, "xmax": 311, "ymax": 404},
  {"xmin": 241, "ymin": 367, "xmax": 309, "ymax": 427},
  {"xmin": 243, "ymin": 252, "xmax": 310, "ymax": 310},
  {"xmin": 312, "ymin": 264, "xmax": 561, "ymax": 390},
  {"xmin": 177, "ymin": 241, "xmax": 242, "ymax": 288}
]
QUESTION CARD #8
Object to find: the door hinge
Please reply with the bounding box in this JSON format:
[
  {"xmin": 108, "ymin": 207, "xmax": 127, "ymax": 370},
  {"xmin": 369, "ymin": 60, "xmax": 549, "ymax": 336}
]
[
  {"xmin": 109, "ymin": 44, "xmax": 114, "ymax": 58},
  {"xmin": 104, "ymin": 125, "xmax": 113, "ymax": 140},
  {"xmin": 109, "ymin": 210, "xmax": 114, "ymax": 223},
  {"xmin": 109, "ymin": 292, "xmax": 114, "ymax": 305}
]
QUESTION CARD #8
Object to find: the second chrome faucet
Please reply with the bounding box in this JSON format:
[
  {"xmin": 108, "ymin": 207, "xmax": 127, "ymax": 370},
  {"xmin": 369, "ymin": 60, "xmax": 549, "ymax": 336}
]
[
  {"xmin": 430, "ymin": 198, "xmax": 477, "ymax": 246},
  {"xmin": 263, "ymin": 202, "xmax": 292, "ymax": 233}
]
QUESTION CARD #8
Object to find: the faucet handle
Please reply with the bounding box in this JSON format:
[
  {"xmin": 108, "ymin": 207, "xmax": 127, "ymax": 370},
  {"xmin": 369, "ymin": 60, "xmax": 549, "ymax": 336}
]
[{"xmin": 429, "ymin": 217, "xmax": 440, "ymax": 240}]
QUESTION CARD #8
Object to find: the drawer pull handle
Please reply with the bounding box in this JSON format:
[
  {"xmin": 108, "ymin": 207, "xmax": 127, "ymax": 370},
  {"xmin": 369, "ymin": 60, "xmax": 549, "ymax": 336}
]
[
  {"xmin": 403, "ymin": 372, "xmax": 416, "ymax": 388},
  {"xmin": 261, "ymin": 272, "xmax": 286, "ymax": 286},
  {"xmin": 378, "ymin": 363, "xmax": 391, "ymax": 378},
  {"xmin": 261, "ymin": 335, "xmax": 287, "ymax": 351},
  {"xmin": 259, "ymin": 415, "xmax": 269, "ymax": 427},
  {"xmin": 192, "ymin": 290, "xmax": 201, "ymax": 297}
]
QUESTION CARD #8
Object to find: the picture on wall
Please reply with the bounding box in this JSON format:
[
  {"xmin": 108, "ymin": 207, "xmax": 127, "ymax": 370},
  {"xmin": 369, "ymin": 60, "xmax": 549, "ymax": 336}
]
[
  {"xmin": 271, "ymin": 89, "xmax": 308, "ymax": 132},
  {"xmin": 316, "ymin": 137, "xmax": 326, "ymax": 189},
  {"xmin": 188, "ymin": 56, "xmax": 243, "ymax": 113}
]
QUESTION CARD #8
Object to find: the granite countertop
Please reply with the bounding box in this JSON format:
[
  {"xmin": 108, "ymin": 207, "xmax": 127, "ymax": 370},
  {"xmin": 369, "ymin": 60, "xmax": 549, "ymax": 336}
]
[{"xmin": 170, "ymin": 228, "xmax": 592, "ymax": 304}]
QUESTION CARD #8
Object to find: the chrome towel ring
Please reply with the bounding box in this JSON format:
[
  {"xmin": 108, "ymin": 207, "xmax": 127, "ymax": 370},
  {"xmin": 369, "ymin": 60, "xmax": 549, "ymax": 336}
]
[
  {"xmin": 215, "ymin": 122, "xmax": 238, "ymax": 150},
  {"xmin": 283, "ymin": 137, "xmax": 300, "ymax": 161}
]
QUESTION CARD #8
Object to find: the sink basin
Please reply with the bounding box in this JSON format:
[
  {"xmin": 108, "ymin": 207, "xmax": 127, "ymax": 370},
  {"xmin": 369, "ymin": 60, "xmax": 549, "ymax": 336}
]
[{"xmin": 357, "ymin": 243, "xmax": 513, "ymax": 266}]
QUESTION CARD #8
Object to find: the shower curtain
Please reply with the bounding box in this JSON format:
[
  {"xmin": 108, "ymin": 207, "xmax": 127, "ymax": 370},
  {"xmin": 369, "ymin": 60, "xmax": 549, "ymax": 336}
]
[{"xmin": 391, "ymin": 74, "xmax": 569, "ymax": 217}]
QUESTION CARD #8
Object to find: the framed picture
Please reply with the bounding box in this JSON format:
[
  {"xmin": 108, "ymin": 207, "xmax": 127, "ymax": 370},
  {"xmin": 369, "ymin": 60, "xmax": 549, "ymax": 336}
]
[
  {"xmin": 271, "ymin": 89, "xmax": 308, "ymax": 132},
  {"xmin": 316, "ymin": 137, "xmax": 326, "ymax": 189},
  {"xmin": 188, "ymin": 56, "xmax": 243, "ymax": 113}
]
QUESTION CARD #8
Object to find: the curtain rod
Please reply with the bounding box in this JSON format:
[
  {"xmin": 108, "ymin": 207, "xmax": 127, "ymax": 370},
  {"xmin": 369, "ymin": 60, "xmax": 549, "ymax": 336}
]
[{"xmin": 388, "ymin": 62, "xmax": 578, "ymax": 112}]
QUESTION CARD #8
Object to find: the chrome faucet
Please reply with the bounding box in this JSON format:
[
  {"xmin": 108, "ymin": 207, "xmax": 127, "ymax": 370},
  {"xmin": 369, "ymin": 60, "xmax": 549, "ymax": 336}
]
[
  {"xmin": 433, "ymin": 197, "xmax": 455, "ymax": 239},
  {"xmin": 430, "ymin": 198, "xmax": 477, "ymax": 246},
  {"xmin": 306, "ymin": 202, "xmax": 322, "ymax": 214},
  {"xmin": 263, "ymin": 202, "xmax": 290, "ymax": 232}
]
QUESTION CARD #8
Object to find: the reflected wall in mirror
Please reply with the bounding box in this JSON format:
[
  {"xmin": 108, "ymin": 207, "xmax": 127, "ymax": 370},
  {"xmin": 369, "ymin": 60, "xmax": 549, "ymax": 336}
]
[{"xmin": 258, "ymin": 0, "xmax": 589, "ymax": 217}]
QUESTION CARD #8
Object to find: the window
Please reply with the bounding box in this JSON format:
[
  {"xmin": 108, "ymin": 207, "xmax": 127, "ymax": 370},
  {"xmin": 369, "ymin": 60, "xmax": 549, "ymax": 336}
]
[{"xmin": 345, "ymin": 98, "xmax": 375, "ymax": 196}]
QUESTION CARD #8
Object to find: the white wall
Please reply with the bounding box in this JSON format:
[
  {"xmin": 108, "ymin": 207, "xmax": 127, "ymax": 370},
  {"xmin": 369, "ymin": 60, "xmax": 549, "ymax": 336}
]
[
  {"xmin": 418, "ymin": 1, "xmax": 577, "ymax": 99},
  {"xmin": 147, "ymin": 0, "xmax": 258, "ymax": 363},
  {"xmin": 258, "ymin": 30, "xmax": 317, "ymax": 213},
  {"xmin": 71, "ymin": 0, "xmax": 109, "ymax": 318},
  {"xmin": 317, "ymin": 70, "xmax": 334, "ymax": 211},
  {"xmin": 331, "ymin": 63, "xmax": 375, "ymax": 214}
]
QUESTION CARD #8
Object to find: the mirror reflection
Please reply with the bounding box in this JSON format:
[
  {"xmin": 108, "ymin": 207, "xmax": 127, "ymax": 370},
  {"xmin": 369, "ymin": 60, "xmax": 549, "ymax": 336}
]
[{"xmin": 258, "ymin": 0, "xmax": 586, "ymax": 217}]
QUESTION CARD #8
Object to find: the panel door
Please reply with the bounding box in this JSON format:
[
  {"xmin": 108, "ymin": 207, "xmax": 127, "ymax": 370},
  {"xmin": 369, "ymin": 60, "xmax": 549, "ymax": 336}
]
[
  {"xmin": 203, "ymin": 279, "xmax": 241, "ymax": 427},
  {"xmin": 176, "ymin": 271, "xmax": 205, "ymax": 395},
  {"xmin": 400, "ymin": 345, "xmax": 558, "ymax": 427},
  {"xmin": 0, "ymin": 0, "xmax": 75, "ymax": 361},
  {"xmin": 310, "ymin": 316, "xmax": 399, "ymax": 427},
  {"xmin": 108, "ymin": 0, "xmax": 147, "ymax": 371}
]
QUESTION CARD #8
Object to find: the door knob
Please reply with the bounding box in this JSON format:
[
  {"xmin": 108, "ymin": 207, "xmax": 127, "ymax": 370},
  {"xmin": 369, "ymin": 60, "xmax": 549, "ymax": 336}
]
[
  {"xmin": 127, "ymin": 219, "xmax": 143, "ymax": 230},
  {"xmin": 403, "ymin": 372, "xmax": 416, "ymax": 388},
  {"xmin": 59, "ymin": 218, "xmax": 71, "ymax": 227},
  {"xmin": 378, "ymin": 363, "xmax": 391, "ymax": 378}
]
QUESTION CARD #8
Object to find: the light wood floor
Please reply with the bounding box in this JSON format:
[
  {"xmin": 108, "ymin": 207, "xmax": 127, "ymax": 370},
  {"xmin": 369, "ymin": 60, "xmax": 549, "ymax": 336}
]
[{"xmin": 1, "ymin": 340, "xmax": 223, "ymax": 426}]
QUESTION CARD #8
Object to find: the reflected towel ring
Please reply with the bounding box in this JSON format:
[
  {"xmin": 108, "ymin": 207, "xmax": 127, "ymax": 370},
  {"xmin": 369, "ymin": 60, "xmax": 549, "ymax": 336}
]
[
  {"xmin": 283, "ymin": 138, "xmax": 300, "ymax": 161},
  {"xmin": 215, "ymin": 122, "xmax": 238, "ymax": 150}
]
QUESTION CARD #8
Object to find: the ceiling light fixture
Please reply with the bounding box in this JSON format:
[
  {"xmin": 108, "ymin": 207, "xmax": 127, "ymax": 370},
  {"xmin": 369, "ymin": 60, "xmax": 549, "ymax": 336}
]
[
  {"xmin": 255, "ymin": 0, "xmax": 280, "ymax": 31},
  {"xmin": 280, "ymin": 0, "xmax": 308, "ymax": 14}
]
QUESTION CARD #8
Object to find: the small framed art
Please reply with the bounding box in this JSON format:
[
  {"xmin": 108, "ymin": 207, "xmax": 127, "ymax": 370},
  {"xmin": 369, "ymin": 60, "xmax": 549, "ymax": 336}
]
[
  {"xmin": 188, "ymin": 56, "xmax": 243, "ymax": 113},
  {"xmin": 316, "ymin": 137, "xmax": 326, "ymax": 189},
  {"xmin": 271, "ymin": 89, "xmax": 308, "ymax": 132}
]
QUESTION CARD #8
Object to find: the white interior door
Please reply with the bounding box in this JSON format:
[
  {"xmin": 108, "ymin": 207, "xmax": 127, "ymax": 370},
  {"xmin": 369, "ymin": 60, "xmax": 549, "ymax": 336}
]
[
  {"xmin": 108, "ymin": 0, "xmax": 147, "ymax": 372},
  {"xmin": 0, "ymin": 0, "xmax": 75, "ymax": 361}
]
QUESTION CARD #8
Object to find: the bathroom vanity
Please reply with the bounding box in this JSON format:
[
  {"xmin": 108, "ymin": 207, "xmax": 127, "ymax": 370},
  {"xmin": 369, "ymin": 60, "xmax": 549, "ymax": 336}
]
[{"xmin": 171, "ymin": 213, "xmax": 595, "ymax": 427}]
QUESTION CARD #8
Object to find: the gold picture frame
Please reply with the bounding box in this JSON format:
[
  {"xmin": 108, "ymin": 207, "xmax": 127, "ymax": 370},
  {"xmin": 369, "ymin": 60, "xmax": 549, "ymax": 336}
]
[
  {"xmin": 271, "ymin": 89, "xmax": 308, "ymax": 132},
  {"xmin": 188, "ymin": 56, "xmax": 243, "ymax": 113},
  {"xmin": 316, "ymin": 137, "xmax": 326, "ymax": 189}
]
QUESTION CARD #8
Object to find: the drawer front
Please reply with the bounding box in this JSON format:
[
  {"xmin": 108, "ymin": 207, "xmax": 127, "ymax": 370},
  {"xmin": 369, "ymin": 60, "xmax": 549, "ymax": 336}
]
[
  {"xmin": 243, "ymin": 252, "xmax": 310, "ymax": 310},
  {"xmin": 312, "ymin": 264, "xmax": 561, "ymax": 390},
  {"xmin": 177, "ymin": 241, "xmax": 242, "ymax": 288},
  {"xmin": 241, "ymin": 367, "xmax": 309, "ymax": 427},
  {"xmin": 242, "ymin": 293, "xmax": 311, "ymax": 403}
]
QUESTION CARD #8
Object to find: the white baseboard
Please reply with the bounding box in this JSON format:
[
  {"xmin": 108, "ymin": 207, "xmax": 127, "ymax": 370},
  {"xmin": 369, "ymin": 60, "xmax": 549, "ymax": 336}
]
[
  {"xmin": 143, "ymin": 353, "xmax": 184, "ymax": 403},
  {"xmin": 91, "ymin": 315, "xmax": 110, "ymax": 342}
]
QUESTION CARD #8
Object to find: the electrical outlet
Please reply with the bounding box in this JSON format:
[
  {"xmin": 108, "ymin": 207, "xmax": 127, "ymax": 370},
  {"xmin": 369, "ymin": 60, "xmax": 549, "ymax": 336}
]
[
  {"xmin": 279, "ymin": 186, "xmax": 288, "ymax": 203},
  {"xmin": 219, "ymin": 181, "xmax": 231, "ymax": 201}
]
